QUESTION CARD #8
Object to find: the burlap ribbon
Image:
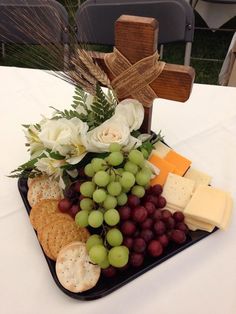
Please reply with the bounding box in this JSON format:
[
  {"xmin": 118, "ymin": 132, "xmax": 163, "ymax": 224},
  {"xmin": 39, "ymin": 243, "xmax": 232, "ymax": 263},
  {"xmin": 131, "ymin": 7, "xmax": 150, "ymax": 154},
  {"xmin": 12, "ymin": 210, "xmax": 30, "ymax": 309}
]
[{"xmin": 104, "ymin": 48, "xmax": 165, "ymax": 107}]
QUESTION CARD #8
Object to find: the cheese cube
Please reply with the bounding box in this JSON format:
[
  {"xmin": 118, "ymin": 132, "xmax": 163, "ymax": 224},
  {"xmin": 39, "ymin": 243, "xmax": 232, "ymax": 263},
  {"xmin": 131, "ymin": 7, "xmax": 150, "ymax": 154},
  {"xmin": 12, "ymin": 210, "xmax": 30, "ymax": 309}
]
[
  {"xmin": 164, "ymin": 150, "xmax": 191, "ymax": 176},
  {"xmin": 152, "ymin": 141, "xmax": 171, "ymax": 158},
  {"xmin": 184, "ymin": 167, "xmax": 212, "ymax": 190}
]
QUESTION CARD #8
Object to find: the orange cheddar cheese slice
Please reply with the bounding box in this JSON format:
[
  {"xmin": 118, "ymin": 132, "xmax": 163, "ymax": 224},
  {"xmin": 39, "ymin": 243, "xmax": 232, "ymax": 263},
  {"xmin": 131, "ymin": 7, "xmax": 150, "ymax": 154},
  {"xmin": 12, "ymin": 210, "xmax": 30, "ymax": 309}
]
[
  {"xmin": 149, "ymin": 154, "xmax": 176, "ymax": 186},
  {"xmin": 164, "ymin": 151, "xmax": 191, "ymax": 176}
]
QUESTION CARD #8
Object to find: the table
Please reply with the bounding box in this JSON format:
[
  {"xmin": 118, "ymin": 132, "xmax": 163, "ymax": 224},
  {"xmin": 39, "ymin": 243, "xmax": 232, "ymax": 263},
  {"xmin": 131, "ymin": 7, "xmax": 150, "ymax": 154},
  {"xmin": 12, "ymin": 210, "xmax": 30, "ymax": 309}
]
[
  {"xmin": 0, "ymin": 66, "xmax": 236, "ymax": 314},
  {"xmin": 189, "ymin": 0, "xmax": 236, "ymax": 29}
]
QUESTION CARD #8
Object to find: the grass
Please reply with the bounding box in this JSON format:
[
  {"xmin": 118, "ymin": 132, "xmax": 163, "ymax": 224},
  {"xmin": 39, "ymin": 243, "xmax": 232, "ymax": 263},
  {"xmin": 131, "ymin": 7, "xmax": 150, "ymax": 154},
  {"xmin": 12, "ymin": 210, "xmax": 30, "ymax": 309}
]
[{"xmin": 0, "ymin": 7, "xmax": 235, "ymax": 85}]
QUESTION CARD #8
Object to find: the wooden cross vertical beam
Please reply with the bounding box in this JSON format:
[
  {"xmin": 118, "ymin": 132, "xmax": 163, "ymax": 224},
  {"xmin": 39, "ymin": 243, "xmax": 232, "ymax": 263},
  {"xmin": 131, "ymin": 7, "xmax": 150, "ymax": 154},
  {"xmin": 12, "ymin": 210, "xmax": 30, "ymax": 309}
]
[
  {"xmin": 115, "ymin": 16, "xmax": 158, "ymax": 133},
  {"xmin": 94, "ymin": 15, "xmax": 195, "ymax": 133}
]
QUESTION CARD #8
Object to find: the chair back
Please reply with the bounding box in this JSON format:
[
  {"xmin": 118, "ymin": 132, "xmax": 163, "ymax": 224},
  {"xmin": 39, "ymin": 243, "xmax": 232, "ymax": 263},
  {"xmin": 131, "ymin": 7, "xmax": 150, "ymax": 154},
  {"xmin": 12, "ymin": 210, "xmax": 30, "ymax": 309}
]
[
  {"xmin": 75, "ymin": 0, "xmax": 194, "ymax": 46},
  {"xmin": 0, "ymin": 0, "xmax": 69, "ymax": 45}
]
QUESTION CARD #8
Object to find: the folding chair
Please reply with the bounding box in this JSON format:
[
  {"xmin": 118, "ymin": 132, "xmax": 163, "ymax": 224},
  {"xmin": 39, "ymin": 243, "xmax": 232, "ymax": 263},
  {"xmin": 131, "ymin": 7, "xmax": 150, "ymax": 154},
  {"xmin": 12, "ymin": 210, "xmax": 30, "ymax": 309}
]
[
  {"xmin": 75, "ymin": 0, "xmax": 195, "ymax": 65},
  {"xmin": 0, "ymin": 0, "xmax": 69, "ymax": 67}
]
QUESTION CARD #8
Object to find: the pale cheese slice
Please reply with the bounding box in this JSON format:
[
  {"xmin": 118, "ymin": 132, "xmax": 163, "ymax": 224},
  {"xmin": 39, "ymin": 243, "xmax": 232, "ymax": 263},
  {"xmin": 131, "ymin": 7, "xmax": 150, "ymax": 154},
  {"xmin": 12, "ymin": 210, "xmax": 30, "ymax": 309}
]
[
  {"xmin": 185, "ymin": 217, "xmax": 215, "ymax": 233},
  {"xmin": 162, "ymin": 173, "xmax": 195, "ymax": 210},
  {"xmin": 219, "ymin": 193, "xmax": 233, "ymax": 230},
  {"xmin": 184, "ymin": 168, "xmax": 212, "ymax": 190},
  {"xmin": 184, "ymin": 185, "xmax": 226, "ymax": 228},
  {"xmin": 152, "ymin": 141, "xmax": 171, "ymax": 158},
  {"xmin": 165, "ymin": 202, "xmax": 184, "ymax": 212}
]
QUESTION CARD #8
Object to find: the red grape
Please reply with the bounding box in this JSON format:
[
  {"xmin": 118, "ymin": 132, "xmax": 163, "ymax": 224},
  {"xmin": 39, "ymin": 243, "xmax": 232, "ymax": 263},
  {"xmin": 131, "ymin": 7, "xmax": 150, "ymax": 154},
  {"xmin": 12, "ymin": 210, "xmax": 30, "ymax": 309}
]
[
  {"xmin": 58, "ymin": 198, "xmax": 72, "ymax": 213},
  {"xmin": 132, "ymin": 206, "xmax": 148, "ymax": 223},
  {"xmin": 77, "ymin": 167, "xmax": 86, "ymax": 178},
  {"xmin": 121, "ymin": 220, "xmax": 136, "ymax": 236},
  {"xmin": 171, "ymin": 229, "xmax": 186, "ymax": 244},
  {"xmin": 153, "ymin": 221, "xmax": 166, "ymax": 236},
  {"xmin": 151, "ymin": 184, "xmax": 163, "ymax": 196},
  {"xmin": 133, "ymin": 238, "xmax": 146, "ymax": 253},
  {"xmin": 175, "ymin": 222, "xmax": 189, "ymax": 234},
  {"xmin": 118, "ymin": 205, "xmax": 131, "ymax": 220},
  {"xmin": 152, "ymin": 209, "xmax": 162, "ymax": 220},
  {"xmin": 141, "ymin": 218, "xmax": 153, "ymax": 230},
  {"xmin": 147, "ymin": 240, "xmax": 163, "ymax": 257},
  {"xmin": 157, "ymin": 196, "xmax": 166, "ymax": 208},
  {"xmin": 144, "ymin": 202, "xmax": 156, "ymax": 216},
  {"xmin": 74, "ymin": 181, "xmax": 82, "ymax": 193},
  {"xmin": 128, "ymin": 195, "xmax": 140, "ymax": 208},
  {"xmin": 146, "ymin": 195, "xmax": 158, "ymax": 206},
  {"xmin": 129, "ymin": 252, "xmax": 144, "ymax": 267},
  {"xmin": 173, "ymin": 211, "xmax": 185, "ymax": 223},
  {"xmin": 140, "ymin": 229, "xmax": 154, "ymax": 243},
  {"xmin": 165, "ymin": 217, "xmax": 175, "ymax": 230},
  {"xmin": 68, "ymin": 204, "xmax": 79, "ymax": 218},
  {"xmin": 123, "ymin": 237, "xmax": 134, "ymax": 249},
  {"xmin": 158, "ymin": 234, "xmax": 169, "ymax": 247},
  {"xmin": 79, "ymin": 194, "xmax": 85, "ymax": 201},
  {"xmin": 102, "ymin": 266, "xmax": 117, "ymax": 277},
  {"xmin": 161, "ymin": 209, "xmax": 172, "ymax": 222}
]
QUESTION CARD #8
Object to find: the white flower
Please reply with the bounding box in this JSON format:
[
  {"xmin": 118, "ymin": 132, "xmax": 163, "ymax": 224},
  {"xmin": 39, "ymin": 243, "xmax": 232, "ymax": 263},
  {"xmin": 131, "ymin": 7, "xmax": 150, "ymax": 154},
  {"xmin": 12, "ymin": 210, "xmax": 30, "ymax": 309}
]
[
  {"xmin": 24, "ymin": 123, "xmax": 45, "ymax": 159},
  {"xmin": 35, "ymin": 155, "xmax": 66, "ymax": 188},
  {"xmin": 86, "ymin": 116, "xmax": 141, "ymax": 153},
  {"xmin": 114, "ymin": 99, "xmax": 144, "ymax": 131},
  {"xmin": 38, "ymin": 117, "xmax": 88, "ymax": 162}
]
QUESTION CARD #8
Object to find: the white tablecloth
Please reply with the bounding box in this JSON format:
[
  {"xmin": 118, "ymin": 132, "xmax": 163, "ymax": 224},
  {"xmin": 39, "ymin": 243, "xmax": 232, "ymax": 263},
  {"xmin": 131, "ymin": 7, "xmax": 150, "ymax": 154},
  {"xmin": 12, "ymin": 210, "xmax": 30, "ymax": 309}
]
[{"xmin": 0, "ymin": 66, "xmax": 236, "ymax": 314}]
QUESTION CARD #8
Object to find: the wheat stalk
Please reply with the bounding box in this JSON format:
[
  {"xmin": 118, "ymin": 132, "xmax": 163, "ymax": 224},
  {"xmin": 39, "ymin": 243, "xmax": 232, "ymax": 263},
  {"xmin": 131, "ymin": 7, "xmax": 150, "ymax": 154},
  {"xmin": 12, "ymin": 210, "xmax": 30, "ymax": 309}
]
[{"xmin": 77, "ymin": 49, "xmax": 112, "ymax": 89}]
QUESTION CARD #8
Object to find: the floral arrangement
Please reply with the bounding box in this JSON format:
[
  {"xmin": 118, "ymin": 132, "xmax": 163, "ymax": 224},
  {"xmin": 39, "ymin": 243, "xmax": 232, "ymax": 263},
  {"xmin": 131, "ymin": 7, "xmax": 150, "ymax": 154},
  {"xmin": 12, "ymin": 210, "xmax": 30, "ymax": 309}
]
[{"xmin": 10, "ymin": 84, "xmax": 163, "ymax": 189}]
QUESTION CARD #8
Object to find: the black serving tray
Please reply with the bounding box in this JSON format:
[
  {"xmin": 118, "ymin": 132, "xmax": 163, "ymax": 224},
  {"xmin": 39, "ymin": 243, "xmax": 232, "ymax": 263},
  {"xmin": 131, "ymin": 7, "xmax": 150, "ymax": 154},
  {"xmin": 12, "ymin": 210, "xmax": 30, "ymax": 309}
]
[{"xmin": 18, "ymin": 177, "xmax": 217, "ymax": 301}]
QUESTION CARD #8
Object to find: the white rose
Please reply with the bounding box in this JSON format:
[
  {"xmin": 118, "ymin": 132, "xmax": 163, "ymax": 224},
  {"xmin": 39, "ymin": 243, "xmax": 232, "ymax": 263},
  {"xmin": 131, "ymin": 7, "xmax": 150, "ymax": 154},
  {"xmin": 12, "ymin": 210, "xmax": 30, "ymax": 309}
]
[
  {"xmin": 86, "ymin": 116, "xmax": 142, "ymax": 153},
  {"xmin": 38, "ymin": 117, "xmax": 88, "ymax": 160},
  {"xmin": 114, "ymin": 99, "xmax": 144, "ymax": 131}
]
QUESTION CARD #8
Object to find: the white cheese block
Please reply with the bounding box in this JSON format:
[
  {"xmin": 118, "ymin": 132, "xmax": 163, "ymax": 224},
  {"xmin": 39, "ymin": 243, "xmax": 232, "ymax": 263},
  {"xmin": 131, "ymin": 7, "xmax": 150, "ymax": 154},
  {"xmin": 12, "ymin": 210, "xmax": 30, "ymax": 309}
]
[
  {"xmin": 185, "ymin": 217, "xmax": 215, "ymax": 233},
  {"xmin": 162, "ymin": 173, "xmax": 195, "ymax": 210},
  {"xmin": 184, "ymin": 167, "xmax": 212, "ymax": 190},
  {"xmin": 152, "ymin": 141, "xmax": 171, "ymax": 158},
  {"xmin": 219, "ymin": 193, "xmax": 233, "ymax": 230},
  {"xmin": 184, "ymin": 185, "xmax": 227, "ymax": 228}
]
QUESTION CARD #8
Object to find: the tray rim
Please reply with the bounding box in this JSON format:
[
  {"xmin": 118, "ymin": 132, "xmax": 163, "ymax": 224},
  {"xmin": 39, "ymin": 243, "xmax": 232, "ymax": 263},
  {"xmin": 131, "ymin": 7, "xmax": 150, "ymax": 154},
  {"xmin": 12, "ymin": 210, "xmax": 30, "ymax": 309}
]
[{"xmin": 18, "ymin": 177, "xmax": 217, "ymax": 301}]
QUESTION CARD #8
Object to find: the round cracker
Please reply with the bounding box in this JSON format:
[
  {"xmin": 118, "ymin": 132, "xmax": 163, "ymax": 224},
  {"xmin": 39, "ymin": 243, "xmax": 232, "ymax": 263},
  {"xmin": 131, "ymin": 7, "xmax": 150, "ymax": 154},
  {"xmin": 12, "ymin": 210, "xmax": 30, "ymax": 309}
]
[
  {"xmin": 47, "ymin": 220, "xmax": 90, "ymax": 260},
  {"xmin": 37, "ymin": 223, "xmax": 55, "ymax": 260},
  {"xmin": 30, "ymin": 199, "xmax": 59, "ymax": 230},
  {"xmin": 27, "ymin": 176, "xmax": 63, "ymax": 207},
  {"xmin": 56, "ymin": 241, "xmax": 101, "ymax": 293},
  {"xmin": 37, "ymin": 213, "xmax": 73, "ymax": 239}
]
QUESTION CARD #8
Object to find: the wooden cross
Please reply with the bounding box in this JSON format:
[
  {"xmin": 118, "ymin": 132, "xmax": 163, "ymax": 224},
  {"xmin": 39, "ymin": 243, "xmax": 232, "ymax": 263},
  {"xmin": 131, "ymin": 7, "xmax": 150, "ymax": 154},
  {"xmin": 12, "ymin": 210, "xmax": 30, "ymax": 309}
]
[{"xmin": 92, "ymin": 15, "xmax": 195, "ymax": 133}]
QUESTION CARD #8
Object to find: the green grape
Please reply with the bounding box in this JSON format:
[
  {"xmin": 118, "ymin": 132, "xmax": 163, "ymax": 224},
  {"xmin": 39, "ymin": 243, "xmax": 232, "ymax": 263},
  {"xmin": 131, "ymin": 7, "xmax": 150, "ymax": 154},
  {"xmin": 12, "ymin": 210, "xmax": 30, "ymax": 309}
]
[
  {"xmin": 99, "ymin": 257, "xmax": 110, "ymax": 269},
  {"xmin": 122, "ymin": 186, "xmax": 131, "ymax": 193},
  {"xmin": 86, "ymin": 234, "xmax": 103, "ymax": 251},
  {"xmin": 141, "ymin": 148, "xmax": 149, "ymax": 159},
  {"xmin": 104, "ymin": 209, "xmax": 120, "ymax": 226},
  {"xmin": 120, "ymin": 171, "xmax": 136, "ymax": 189},
  {"xmin": 89, "ymin": 244, "xmax": 107, "ymax": 264},
  {"xmin": 108, "ymin": 246, "xmax": 129, "ymax": 268},
  {"xmin": 109, "ymin": 171, "xmax": 116, "ymax": 183},
  {"xmin": 109, "ymin": 143, "xmax": 121, "ymax": 152},
  {"xmin": 94, "ymin": 171, "xmax": 110, "ymax": 187},
  {"xmin": 107, "ymin": 151, "xmax": 124, "ymax": 166},
  {"xmin": 75, "ymin": 210, "xmax": 89, "ymax": 227},
  {"xmin": 131, "ymin": 185, "xmax": 145, "ymax": 198},
  {"xmin": 124, "ymin": 161, "xmax": 139, "ymax": 175},
  {"xmin": 115, "ymin": 168, "xmax": 124, "ymax": 176},
  {"xmin": 107, "ymin": 181, "xmax": 122, "ymax": 196},
  {"xmin": 88, "ymin": 210, "xmax": 104, "ymax": 228},
  {"xmin": 91, "ymin": 158, "xmax": 107, "ymax": 172},
  {"xmin": 135, "ymin": 170, "xmax": 151, "ymax": 186},
  {"xmin": 93, "ymin": 189, "xmax": 107, "ymax": 203},
  {"xmin": 128, "ymin": 149, "xmax": 144, "ymax": 166},
  {"xmin": 80, "ymin": 181, "xmax": 96, "ymax": 197},
  {"xmin": 103, "ymin": 195, "xmax": 117, "ymax": 210},
  {"xmin": 80, "ymin": 198, "xmax": 94, "ymax": 211},
  {"xmin": 106, "ymin": 228, "xmax": 123, "ymax": 246},
  {"xmin": 116, "ymin": 193, "xmax": 128, "ymax": 206},
  {"xmin": 84, "ymin": 163, "xmax": 95, "ymax": 177}
]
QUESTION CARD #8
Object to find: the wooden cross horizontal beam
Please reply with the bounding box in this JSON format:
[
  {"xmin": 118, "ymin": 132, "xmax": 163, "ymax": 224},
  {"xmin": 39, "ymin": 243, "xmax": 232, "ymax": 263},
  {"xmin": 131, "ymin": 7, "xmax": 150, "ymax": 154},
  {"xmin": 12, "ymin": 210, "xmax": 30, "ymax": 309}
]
[{"xmin": 92, "ymin": 15, "xmax": 195, "ymax": 132}]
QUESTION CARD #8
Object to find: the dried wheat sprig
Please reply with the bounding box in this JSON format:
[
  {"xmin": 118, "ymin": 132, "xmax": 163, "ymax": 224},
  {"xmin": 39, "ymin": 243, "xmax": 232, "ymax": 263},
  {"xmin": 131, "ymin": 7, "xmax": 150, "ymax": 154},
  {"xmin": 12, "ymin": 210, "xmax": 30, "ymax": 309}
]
[
  {"xmin": 68, "ymin": 70, "xmax": 96, "ymax": 95},
  {"xmin": 71, "ymin": 55, "xmax": 97, "ymax": 87},
  {"xmin": 77, "ymin": 49, "xmax": 112, "ymax": 89}
]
